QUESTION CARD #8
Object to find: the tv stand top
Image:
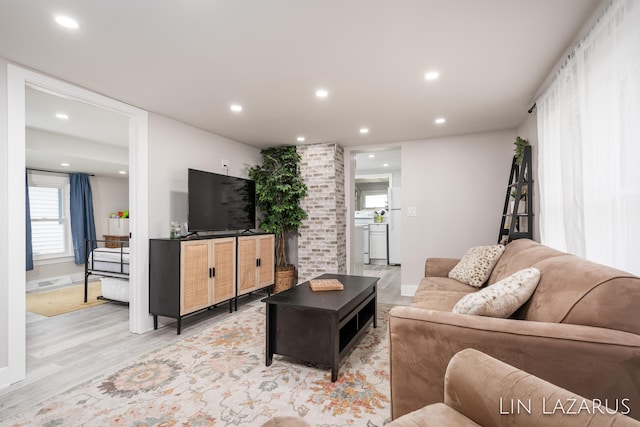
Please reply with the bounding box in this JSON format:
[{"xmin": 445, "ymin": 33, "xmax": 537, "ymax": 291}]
[{"xmin": 154, "ymin": 230, "xmax": 270, "ymax": 242}]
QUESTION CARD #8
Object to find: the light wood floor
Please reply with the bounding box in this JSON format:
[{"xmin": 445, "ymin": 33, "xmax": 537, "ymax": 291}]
[
  {"xmin": 0, "ymin": 266, "xmax": 410, "ymax": 420},
  {"xmin": 365, "ymin": 264, "xmax": 413, "ymax": 306}
]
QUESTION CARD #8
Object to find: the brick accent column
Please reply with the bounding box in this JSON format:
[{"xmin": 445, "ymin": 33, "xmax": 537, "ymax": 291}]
[{"xmin": 297, "ymin": 143, "xmax": 346, "ymax": 283}]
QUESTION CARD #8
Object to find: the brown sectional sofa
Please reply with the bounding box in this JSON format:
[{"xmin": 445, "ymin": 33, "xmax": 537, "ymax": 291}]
[{"xmin": 388, "ymin": 239, "xmax": 640, "ymax": 421}]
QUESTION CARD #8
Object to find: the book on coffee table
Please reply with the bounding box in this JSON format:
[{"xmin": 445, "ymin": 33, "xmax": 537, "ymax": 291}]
[{"xmin": 309, "ymin": 279, "xmax": 344, "ymax": 291}]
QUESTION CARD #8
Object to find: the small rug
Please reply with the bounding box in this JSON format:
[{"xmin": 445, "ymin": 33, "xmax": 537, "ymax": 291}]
[
  {"xmin": 5, "ymin": 302, "xmax": 392, "ymax": 426},
  {"xmin": 26, "ymin": 281, "xmax": 106, "ymax": 317}
]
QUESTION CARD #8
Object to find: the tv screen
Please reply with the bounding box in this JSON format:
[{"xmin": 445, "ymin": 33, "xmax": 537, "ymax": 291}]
[{"xmin": 188, "ymin": 169, "xmax": 256, "ymax": 232}]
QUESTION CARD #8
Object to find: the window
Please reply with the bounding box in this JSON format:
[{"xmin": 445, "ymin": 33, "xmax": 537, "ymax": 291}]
[
  {"xmin": 364, "ymin": 193, "xmax": 387, "ymax": 209},
  {"xmin": 28, "ymin": 173, "xmax": 73, "ymax": 259}
]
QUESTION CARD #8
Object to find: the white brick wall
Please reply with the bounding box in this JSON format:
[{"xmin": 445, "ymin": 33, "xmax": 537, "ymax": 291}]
[{"xmin": 297, "ymin": 143, "xmax": 346, "ymax": 283}]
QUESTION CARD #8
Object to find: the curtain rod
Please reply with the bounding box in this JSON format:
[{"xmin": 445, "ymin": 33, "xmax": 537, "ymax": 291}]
[
  {"xmin": 528, "ymin": 103, "xmax": 536, "ymax": 114},
  {"xmin": 27, "ymin": 167, "xmax": 95, "ymax": 177}
]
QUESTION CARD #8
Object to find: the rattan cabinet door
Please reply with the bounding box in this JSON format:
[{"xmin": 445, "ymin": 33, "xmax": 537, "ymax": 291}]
[
  {"xmin": 211, "ymin": 237, "xmax": 236, "ymax": 303},
  {"xmin": 258, "ymin": 235, "xmax": 275, "ymax": 287},
  {"xmin": 237, "ymin": 234, "xmax": 275, "ymax": 295},
  {"xmin": 237, "ymin": 237, "xmax": 258, "ymax": 295},
  {"xmin": 180, "ymin": 240, "xmax": 211, "ymax": 315}
]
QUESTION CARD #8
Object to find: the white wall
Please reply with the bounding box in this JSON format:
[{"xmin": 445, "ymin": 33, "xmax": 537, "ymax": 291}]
[
  {"xmin": 399, "ymin": 129, "xmax": 515, "ymax": 293},
  {"xmin": 0, "ymin": 58, "xmax": 9, "ymax": 370},
  {"xmin": 92, "ymin": 175, "xmax": 129, "ymax": 237},
  {"xmin": 147, "ymin": 113, "xmax": 262, "ymax": 239},
  {"xmin": 26, "ymin": 128, "xmax": 128, "ymax": 168}
]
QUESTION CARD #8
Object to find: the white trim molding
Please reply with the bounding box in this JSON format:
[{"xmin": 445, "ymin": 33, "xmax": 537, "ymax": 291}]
[{"xmin": 2, "ymin": 64, "xmax": 150, "ymax": 387}]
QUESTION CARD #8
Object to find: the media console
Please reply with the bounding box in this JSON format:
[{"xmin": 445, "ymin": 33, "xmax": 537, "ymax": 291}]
[{"xmin": 149, "ymin": 232, "xmax": 274, "ymax": 334}]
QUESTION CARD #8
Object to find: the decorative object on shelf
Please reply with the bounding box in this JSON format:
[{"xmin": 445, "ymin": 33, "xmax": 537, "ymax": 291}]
[
  {"xmin": 514, "ymin": 136, "xmax": 529, "ymax": 166},
  {"xmin": 374, "ymin": 208, "xmax": 385, "ymax": 223},
  {"xmin": 309, "ymin": 278, "xmax": 344, "ymax": 291},
  {"xmin": 170, "ymin": 221, "xmax": 181, "ymax": 239},
  {"xmin": 248, "ymin": 146, "xmax": 308, "ymax": 293},
  {"xmin": 510, "ymin": 188, "xmax": 528, "ymax": 213}
]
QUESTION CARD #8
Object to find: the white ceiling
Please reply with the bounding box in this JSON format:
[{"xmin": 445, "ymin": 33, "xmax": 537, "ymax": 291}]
[
  {"xmin": 355, "ymin": 149, "xmax": 401, "ymax": 172},
  {"xmin": 25, "ymin": 86, "xmax": 130, "ymax": 177},
  {"xmin": 2, "ymin": 0, "xmax": 601, "ymax": 153},
  {"xmin": 26, "ymin": 86, "xmax": 129, "ymax": 148}
]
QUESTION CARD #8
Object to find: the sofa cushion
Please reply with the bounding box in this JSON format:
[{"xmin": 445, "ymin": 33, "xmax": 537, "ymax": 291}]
[
  {"xmin": 448, "ymin": 244, "xmax": 505, "ymax": 288},
  {"xmin": 488, "ymin": 238, "xmax": 564, "ymax": 285},
  {"xmin": 387, "ymin": 402, "xmax": 481, "ymax": 427},
  {"xmin": 515, "ymin": 255, "xmax": 640, "ymax": 334},
  {"xmin": 452, "ymin": 268, "xmax": 540, "ymax": 318},
  {"xmin": 412, "ymin": 278, "xmax": 476, "ymax": 311}
]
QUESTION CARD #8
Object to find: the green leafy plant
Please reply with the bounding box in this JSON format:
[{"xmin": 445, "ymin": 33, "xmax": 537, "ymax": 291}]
[
  {"xmin": 248, "ymin": 146, "xmax": 308, "ymax": 268},
  {"xmin": 514, "ymin": 136, "xmax": 529, "ymax": 166},
  {"xmin": 510, "ymin": 188, "xmax": 527, "ymax": 200}
]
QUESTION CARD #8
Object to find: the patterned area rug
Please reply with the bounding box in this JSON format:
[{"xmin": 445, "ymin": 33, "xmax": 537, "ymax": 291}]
[{"xmin": 6, "ymin": 302, "xmax": 392, "ymax": 426}]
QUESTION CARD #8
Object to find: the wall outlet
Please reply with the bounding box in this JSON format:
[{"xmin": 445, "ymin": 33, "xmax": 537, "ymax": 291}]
[
  {"xmin": 221, "ymin": 159, "xmax": 229, "ymax": 169},
  {"xmin": 407, "ymin": 207, "xmax": 417, "ymax": 217}
]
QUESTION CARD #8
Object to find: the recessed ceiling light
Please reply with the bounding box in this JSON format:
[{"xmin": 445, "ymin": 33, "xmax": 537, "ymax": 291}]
[
  {"xmin": 383, "ymin": 163, "xmax": 389, "ymax": 167},
  {"xmin": 60, "ymin": 162, "xmax": 70, "ymax": 167},
  {"xmin": 56, "ymin": 113, "xmax": 69, "ymax": 120},
  {"xmin": 359, "ymin": 128, "xmax": 369, "ymax": 134},
  {"xmin": 55, "ymin": 15, "xmax": 79, "ymax": 29},
  {"xmin": 230, "ymin": 104, "xmax": 243, "ymax": 112},
  {"xmin": 424, "ymin": 71, "xmax": 440, "ymax": 81},
  {"xmin": 435, "ymin": 117, "xmax": 446, "ymax": 124},
  {"xmin": 368, "ymin": 154, "xmax": 375, "ymax": 158},
  {"xmin": 315, "ymin": 89, "xmax": 329, "ymax": 98},
  {"xmin": 119, "ymin": 170, "xmax": 127, "ymax": 175},
  {"xmin": 297, "ymin": 136, "xmax": 305, "ymax": 142}
]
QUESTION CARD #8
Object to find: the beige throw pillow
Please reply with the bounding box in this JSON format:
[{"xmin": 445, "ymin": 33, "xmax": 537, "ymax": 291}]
[
  {"xmin": 452, "ymin": 267, "xmax": 541, "ymax": 318},
  {"xmin": 448, "ymin": 244, "xmax": 505, "ymax": 288}
]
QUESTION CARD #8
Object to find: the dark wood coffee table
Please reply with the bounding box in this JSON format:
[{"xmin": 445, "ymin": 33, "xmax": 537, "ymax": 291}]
[{"xmin": 264, "ymin": 273, "xmax": 378, "ymax": 382}]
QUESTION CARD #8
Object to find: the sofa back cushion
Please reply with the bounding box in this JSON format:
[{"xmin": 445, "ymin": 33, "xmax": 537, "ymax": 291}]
[
  {"xmin": 490, "ymin": 239, "xmax": 640, "ymax": 335},
  {"xmin": 488, "ymin": 239, "xmax": 564, "ymax": 284}
]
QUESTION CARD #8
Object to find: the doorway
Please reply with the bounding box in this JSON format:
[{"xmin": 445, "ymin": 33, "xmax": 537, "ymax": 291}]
[
  {"xmin": 351, "ymin": 148, "xmax": 403, "ymax": 303},
  {"xmin": 25, "ymin": 85, "xmax": 130, "ymax": 295},
  {"xmin": 3, "ymin": 64, "xmax": 150, "ymax": 386}
]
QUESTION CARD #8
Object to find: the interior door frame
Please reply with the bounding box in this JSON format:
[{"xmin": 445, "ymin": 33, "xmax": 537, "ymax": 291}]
[{"xmin": 2, "ymin": 64, "xmax": 150, "ymax": 386}]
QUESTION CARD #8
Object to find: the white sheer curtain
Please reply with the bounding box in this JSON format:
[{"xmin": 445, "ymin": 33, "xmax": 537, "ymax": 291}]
[{"xmin": 537, "ymin": 0, "xmax": 640, "ymax": 275}]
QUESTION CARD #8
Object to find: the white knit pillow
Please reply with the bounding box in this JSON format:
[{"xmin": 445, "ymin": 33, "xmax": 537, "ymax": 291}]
[
  {"xmin": 452, "ymin": 268, "xmax": 541, "ymax": 318},
  {"xmin": 448, "ymin": 244, "xmax": 505, "ymax": 288}
]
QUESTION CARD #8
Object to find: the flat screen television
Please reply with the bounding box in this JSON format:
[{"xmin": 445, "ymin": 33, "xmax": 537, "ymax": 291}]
[{"xmin": 188, "ymin": 168, "xmax": 256, "ymax": 232}]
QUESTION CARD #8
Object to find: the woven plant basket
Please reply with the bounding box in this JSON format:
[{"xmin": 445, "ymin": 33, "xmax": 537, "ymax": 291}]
[{"xmin": 274, "ymin": 265, "xmax": 295, "ymax": 294}]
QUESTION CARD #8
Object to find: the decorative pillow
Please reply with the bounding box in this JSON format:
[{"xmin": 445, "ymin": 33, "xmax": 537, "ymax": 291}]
[
  {"xmin": 448, "ymin": 244, "xmax": 505, "ymax": 288},
  {"xmin": 452, "ymin": 268, "xmax": 541, "ymax": 318}
]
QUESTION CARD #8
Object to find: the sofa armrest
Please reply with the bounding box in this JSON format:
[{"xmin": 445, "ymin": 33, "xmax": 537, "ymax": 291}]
[
  {"xmin": 425, "ymin": 258, "xmax": 460, "ymax": 277},
  {"xmin": 388, "ymin": 306, "xmax": 640, "ymax": 421},
  {"xmin": 445, "ymin": 349, "xmax": 640, "ymax": 427}
]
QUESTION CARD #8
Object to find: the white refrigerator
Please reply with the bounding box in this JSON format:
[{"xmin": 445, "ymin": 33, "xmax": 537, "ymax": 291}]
[{"xmin": 388, "ymin": 187, "xmax": 402, "ymax": 265}]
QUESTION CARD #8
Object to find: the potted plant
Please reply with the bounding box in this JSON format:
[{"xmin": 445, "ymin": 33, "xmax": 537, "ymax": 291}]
[
  {"xmin": 248, "ymin": 146, "xmax": 308, "ymax": 293},
  {"xmin": 514, "ymin": 136, "xmax": 529, "ymax": 166}
]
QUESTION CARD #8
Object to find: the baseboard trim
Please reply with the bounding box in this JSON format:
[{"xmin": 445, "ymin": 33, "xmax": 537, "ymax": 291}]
[
  {"xmin": 26, "ymin": 272, "xmax": 86, "ymax": 292},
  {"xmin": 401, "ymin": 284, "xmax": 417, "ymax": 297}
]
